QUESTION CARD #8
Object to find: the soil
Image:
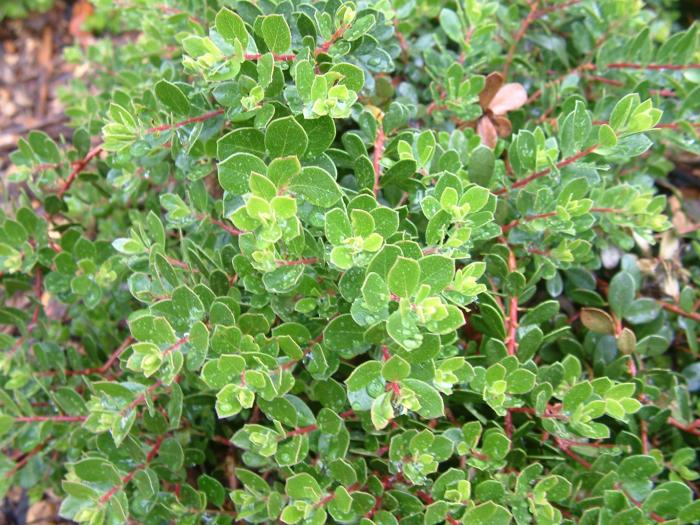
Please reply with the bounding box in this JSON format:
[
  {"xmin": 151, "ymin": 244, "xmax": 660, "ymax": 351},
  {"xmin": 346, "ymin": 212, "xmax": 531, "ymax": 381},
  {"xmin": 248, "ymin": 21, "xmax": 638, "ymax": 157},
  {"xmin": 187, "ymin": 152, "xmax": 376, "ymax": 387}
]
[{"xmin": 0, "ymin": 1, "xmax": 76, "ymax": 172}]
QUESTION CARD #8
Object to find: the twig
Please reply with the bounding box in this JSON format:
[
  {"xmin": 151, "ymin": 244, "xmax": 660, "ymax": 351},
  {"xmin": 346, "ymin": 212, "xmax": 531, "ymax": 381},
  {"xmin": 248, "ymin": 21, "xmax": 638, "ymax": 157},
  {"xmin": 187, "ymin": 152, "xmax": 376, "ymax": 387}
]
[
  {"xmin": 276, "ymin": 257, "xmax": 319, "ymax": 267},
  {"xmin": 15, "ymin": 415, "xmax": 87, "ymax": 423},
  {"xmin": 606, "ymin": 62, "xmax": 700, "ymax": 71},
  {"xmin": 668, "ymin": 417, "xmax": 700, "ymax": 437},
  {"xmin": 5, "ymin": 443, "xmax": 47, "ymax": 478},
  {"xmin": 39, "ymin": 335, "xmax": 134, "ymax": 377},
  {"xmin": 56, "ymin": 145, "xmax": 103, "ymax": 198},
  {"xmin": 503, "ymin": 1, "xmax": 541, "ymax": 78},
  {"xmin": 495, "ymin": 144, "xmax": 599, "ymax": 195},
  {"xmin": 658, "ymin": 302, "xmax": 700, "ymax": 323},
  {"xmin": 147, "ymin": 109, "xmax": 225, "ymax": 133},
  {"xmin": 372, "ymin": 126, "xmax": 385, "ymax": 198},
  {"xmin": 99, "ymin": 435, "xmax": 165, "ymax": 505}
]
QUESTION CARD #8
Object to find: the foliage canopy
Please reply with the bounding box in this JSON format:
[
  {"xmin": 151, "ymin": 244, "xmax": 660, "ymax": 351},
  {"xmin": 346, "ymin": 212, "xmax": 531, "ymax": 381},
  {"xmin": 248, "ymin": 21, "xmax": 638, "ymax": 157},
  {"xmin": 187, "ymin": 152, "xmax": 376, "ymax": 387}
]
[{"xmin": 2, "ymin": 1, "xmax": 700, "ymax": 524}]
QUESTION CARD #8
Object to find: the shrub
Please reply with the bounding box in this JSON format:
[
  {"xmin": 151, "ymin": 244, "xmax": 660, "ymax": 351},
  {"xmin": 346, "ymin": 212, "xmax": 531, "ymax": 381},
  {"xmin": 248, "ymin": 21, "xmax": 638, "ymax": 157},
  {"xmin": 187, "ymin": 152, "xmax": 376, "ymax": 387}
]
[
  {"xmin": 2, "ymin": 1, "xmax": 700, "ymax": 524},
  {"xmin": 0, "ymin": 0, "xmax": 54, "ymax": 21}
]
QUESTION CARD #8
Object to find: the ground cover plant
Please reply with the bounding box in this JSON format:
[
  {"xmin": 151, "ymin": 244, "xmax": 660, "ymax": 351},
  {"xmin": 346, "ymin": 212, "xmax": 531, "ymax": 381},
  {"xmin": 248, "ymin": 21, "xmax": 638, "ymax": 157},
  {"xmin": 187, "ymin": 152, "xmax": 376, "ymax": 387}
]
[
  {"xmin": 1, "ymin": 0, "xmax": 700, "ymax": 523},
  {"xmin": 0, "ymin": 0, "xmax": 55, "ymax": 21}
]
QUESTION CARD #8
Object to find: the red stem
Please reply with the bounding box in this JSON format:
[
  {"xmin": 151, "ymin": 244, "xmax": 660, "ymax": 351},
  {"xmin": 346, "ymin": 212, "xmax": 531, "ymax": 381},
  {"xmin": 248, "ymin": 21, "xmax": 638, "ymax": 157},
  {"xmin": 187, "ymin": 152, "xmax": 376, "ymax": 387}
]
[
  {"xmin": 16, "ymin": 415, "xmax": 87, "ymax": 423},
  {"xmin": 285, "ymin": 408, "xmax": 355, "ymax": 438},
  {"xmin": 4, "ymin": 443, "xmax": 45, "ymax": 478},
  {"xmin": 243, "ymin": 53, "xmax": 296, "ymax": 62},
  {"xmin": 372, "ymin": 127, "xmax": 385, "ymax": 198},
  {"xmin": 147, "ymin": 109, "xmax": 225, "ymax": 133},
  {"xmin": 243, "ymin": 24, "xmax": 349, "ymax": 64},
  {"xmin": 606, "ymin": 62, "xmax": 700, "ymax": 71},
  {"xmin": 40, "ymin": 335, "xmax": 134, "ymax": 377},
  {"xmin": 273, "ymin": 334, "xmax": 324, "ymax": 375},
  {"xmin": 503, "ymin": 1, "xmax": 541, "ymax": 78},
  {"xmin": 527, "ymin": 62, "xmax": 596, "ymax": 104},
  {"xmin": 122, "ymin": 380, "xmax": 163, "ymax": 416},
  {"xmin": 668, "ymin": 417, "xmax": 700, "ymax": 437},
  {"xmin": 55, "ymin": 109, "xmax": 226, "ymax": 197},
  {"xmin": 655, "ymin": 122, "xmax": 700, "ymax": 130},
  {"xmin": 495, "ymin": 144, "xmax": 599, "ymax": 195},
  {"xmin": 199, "ymin": 215, "xmax": 243, "ymax": 236},
  {"xmin": 640, "ymin": 419, "xmax": 649, "ymax": 455},
  {"xmin": 57, "ymin": 145, "xmax": 103, "ymax": 198},
  {"xmin": 502, "ymin": 208, "xmax": 626, "ymax": 234},
  {"xmin": 586, "ymin": 74, "xmax": 676, "ymax": 97},
  {"xmin": 381, "ymin": 346, "xmax": 391, "ymax": 361},
  {"xmin": 505, "ymin": 245, "xmax": 518, "ymax": 356},
  {"xmin": 509, "ymin": 404, "xmax": 566, "ymax": 420},
  {"xmin": 389, "ymin": 382, "xmax": 401, "ymax": 396},
  {"xmin": 617, "ymin": 484, "xmax": 666, "ymax": 523},
  {"xmin": 506, "ymin": 296, "xmax": 519, "ymax": 355},
  {"xmin": 99, "ymin": 435, "xmax": 164, "ymax": 505},
  {"xmin": 315, "ymin": 24, "xmax": 349, "ymax": 54},
  {"xmin": 163, "ymin": 336, "xmax": 189, "ymax": 358},
  {"xmin": 658, "ymin": 301, "xmax": 700, "ymax": 323},
  {"xmin": 535, "ymin": 0, "xmax": 581, "ymax": 15},
  {"xmin": 504, "ymin": 409, "xmax": 514, "ymax": 438},
  {"xmin": 554, "ymin": 436, "xmax": 593, "ymax": 469},
  {"xmin": 276, "ymin": 257, "xmax": 318, "ymax": 266},
  {"xmin": 166, "ymin": 256, "xmax": 200, "ymax": 272},
  {"xmin": 501, "ymin": 211, "xmax": 557, "ymax": 234},
  {"xmin": 286, "ymin": 424, "xmax": 319, "ymax": 437},
  {"xmin": 100, "ymin": 335, "xmax": 135, "ymax": 373}
]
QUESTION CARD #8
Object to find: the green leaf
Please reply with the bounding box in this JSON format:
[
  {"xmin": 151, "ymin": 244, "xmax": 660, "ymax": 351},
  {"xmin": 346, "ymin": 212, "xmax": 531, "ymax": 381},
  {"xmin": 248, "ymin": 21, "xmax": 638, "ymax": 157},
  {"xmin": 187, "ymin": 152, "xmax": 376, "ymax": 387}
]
[
  {"xmin": 159, "ymin": 437, "xmax": 184, "ymax": 471},
  {"xmin": 623, "ymin": 298, "xmax": 660, "ymax": 324},
  {"xmin": 608, "ymin": 272, "xmax": 635, "ymax": 318},
  {"xmin": 187, "ymin": 321, "xmax": 209, "ymax": 371},
  {"xmin": 439, "ymin": 8, "xmax": 463, "ymax": 44},
  {"xmin": 154, "ymin": 80, "xmax": 190, "ymax": 115},
  {"xmin": 297, "ymin": 116, "xmax": 335, "ymax": 158},
  {"xmin": 416, "ymin": 130, "xmax": 436, "ymax": 166},
  {"xmin": 346, "ymin": 361, "xmax": 382, "ymax": 392},
  {"xmin": 73, "ymin": 458, "xmax": 121, "ymax": 484},
  {"xmin": 361, "ymin": 272, "xmax": 390, "ymax": 310},
  {"xmin": 267, "ymin": 156, "xmax": 301, "ymax": 187},
  {"xmin": 218, "ymin": 128, "xmax": 266, "ymax": 158},
  {"xmin": 263, "ymin": 265, "xmax": 305, "ymax": 294},
  {"xmin": 401, "ymin": 378, "xmax": 444, "ymax": 418},
  {"xmin": 482, "ymin": 432, "xmax": 510, "ymax": 460},
  {"xmin": 324, "ymin": 314, "xmax": 366, "ymax": 354},
  {"xmin": 388, "ymin": 257, "xmax": 420, "ymax": 298},
  {"xmin": 266, "ymin": 116, "xmax": 308, "ymax": 158},
  {"xmin": 289, "ymin": 166, "xmax": 342, "ymax": 207},
  {"xmin": 598, "ymin": 123, "xmax": 617, "ymax": 147},
  {"xmin": 382, "ymin": 355, "xmax": 410, "ymax": 381},
  {"xmin": 506, "ymin": 369, "xmax": 536, "ymax": 394},
  {"xmin": 285, "ymin": 473, "xmax": 322, "ymax": 501},
  {"xmin": 469, "ymin": 146, "xmax": 495, "ymax": 187},
  {"xmin": 172, "ymin": 285, "xmax": 205, "ymax": 325},
  {"xmin": 610, "ymin": 93, "xmax": 638, "ymax": 131},
  {"xmin": 219, "ymin": 152, "xmax": 267, "ymax": 194},
  {"xmin": 371, "ymin": 392, "xmax": 394, "ymax": 430},
  {"xmin": 216, "ymin": 7, "xmax": 248, "ymax": 47},
  {"xmin": 419, "ymin": 255, "xmax": 454, "ymax": 293},
  {"xmin": 325, "ymin": 208, "xmax": 352, "ymax": 245},
  {"xmin": 261, "ymin": 14, "xmax": 292, "ymax": 55},
  {"xmin": 516, "ymin": 130, "xmax": 537, "ymax": 172},
  {"xmin": 198, "ymin": 474, "xmax": 226, "ymax": 507},
  {"xmin": 387, "ymin": 309, "xmax": 423, "ymax": 350}
]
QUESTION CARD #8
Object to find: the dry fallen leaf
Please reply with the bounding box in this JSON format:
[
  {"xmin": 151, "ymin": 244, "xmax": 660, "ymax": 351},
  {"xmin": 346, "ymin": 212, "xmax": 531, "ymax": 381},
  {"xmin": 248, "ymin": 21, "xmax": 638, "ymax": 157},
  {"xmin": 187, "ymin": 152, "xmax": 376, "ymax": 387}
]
[{"xmin": 475, "ymin": 72, "xmax": 527, "ymax": 148}]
